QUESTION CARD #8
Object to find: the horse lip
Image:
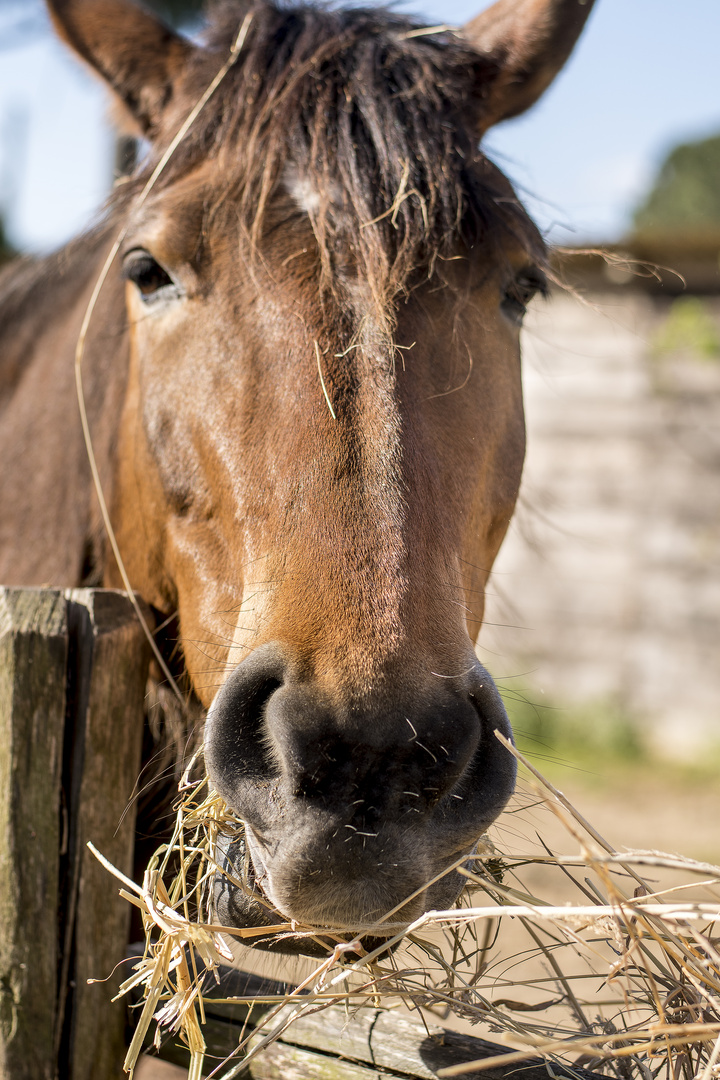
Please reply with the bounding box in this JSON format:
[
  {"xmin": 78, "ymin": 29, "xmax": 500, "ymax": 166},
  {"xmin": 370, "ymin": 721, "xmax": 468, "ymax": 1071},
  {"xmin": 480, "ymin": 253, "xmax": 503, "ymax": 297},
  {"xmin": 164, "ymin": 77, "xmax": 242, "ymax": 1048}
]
[
  {"xmin": 243, "ymin": 826, "xmax": 277, "ymax": 907},
  {"xmin": 212, "ymin": 831, "xmax": 297, "ymax": 947},
  {"xmin": 211, "ymin": 830, "xmax": 402, "ymax": 958},
  {"xmin": 215, "ymin": 827, "xmax": 272, "ymax": 912},
  {"xmin": 216, "ymin": 819, "xmax": 473, "ymax": 921}
]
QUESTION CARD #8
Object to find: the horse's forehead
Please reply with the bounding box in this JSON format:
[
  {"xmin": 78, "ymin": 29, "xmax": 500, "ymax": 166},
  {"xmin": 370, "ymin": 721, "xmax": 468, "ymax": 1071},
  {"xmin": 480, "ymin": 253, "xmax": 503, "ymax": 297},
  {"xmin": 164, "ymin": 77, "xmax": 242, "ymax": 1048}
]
[
  {"xmin": 283, "ymin": 165, "xmax": 344, "ymax": 216},
  {"xmin": 126, "ymin": 151, "xmax": 543, "ymax": 318}
]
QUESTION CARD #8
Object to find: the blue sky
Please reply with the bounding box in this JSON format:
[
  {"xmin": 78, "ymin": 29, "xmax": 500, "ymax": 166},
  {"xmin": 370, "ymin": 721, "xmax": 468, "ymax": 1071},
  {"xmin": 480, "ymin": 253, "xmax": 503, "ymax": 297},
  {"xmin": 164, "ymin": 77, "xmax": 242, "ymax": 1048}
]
[{"xmin": 1, "ymin": 0, "xmax": 718, "ymax": 253}]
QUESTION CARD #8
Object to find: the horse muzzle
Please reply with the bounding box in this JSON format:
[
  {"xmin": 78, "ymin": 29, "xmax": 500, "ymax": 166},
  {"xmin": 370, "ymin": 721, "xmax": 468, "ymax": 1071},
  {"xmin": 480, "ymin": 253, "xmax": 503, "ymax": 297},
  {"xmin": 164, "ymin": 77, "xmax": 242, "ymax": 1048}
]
[{"xmin": 204, "ymin": 642, "xmax": 516, "ymax": 955}]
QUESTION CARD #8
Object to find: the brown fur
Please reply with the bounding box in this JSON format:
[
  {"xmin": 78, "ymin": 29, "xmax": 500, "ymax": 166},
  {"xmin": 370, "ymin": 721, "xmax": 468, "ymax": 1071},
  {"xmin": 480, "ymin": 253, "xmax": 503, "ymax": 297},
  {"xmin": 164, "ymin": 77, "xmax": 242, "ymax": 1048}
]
[{"xmin": 0, "ymin": 0, "xmax": 595, "ymax": 935}]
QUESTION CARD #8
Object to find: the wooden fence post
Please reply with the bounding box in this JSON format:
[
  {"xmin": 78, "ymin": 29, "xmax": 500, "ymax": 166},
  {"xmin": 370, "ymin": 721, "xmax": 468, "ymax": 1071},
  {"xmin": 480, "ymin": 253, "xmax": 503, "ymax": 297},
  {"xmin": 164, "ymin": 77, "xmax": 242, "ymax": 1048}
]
[
  {"xmin": 60, "ymin": 590, "xmax": 151, "ymax": 1080},
  {"xmin": 0, "ymin": 588, "xmax": 152, "ymax": 1080},
  {"xmin": 0, "ymin": 589, "xmax": 68, "ymax": 1080}
]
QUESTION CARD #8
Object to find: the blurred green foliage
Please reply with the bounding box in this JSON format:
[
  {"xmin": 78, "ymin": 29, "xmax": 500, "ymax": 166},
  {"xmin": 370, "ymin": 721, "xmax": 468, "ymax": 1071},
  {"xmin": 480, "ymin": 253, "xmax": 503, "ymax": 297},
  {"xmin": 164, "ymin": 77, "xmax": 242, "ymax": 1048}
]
[
  {"xmin": 634, "ymin": 133, "xmax": 720, "ymax": 233},
  {"xmin": 507, "ymin": 694, "xmax": 644, "ymax": 776},
  {"xmin": 652, "ymin": 297, "xmax": 720, "ymax": 361},
  {"xmin": 502, "ymin": 689, "xmax": 720, "ymax": 788},
  {"xmin": 0, "ymin": 215, "xmax": 16, "ymax": 266}
]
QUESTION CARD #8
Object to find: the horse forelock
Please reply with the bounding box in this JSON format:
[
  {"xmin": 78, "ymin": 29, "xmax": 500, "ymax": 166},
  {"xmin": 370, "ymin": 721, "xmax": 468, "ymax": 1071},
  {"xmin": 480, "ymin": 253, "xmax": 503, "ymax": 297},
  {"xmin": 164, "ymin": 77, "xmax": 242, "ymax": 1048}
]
[{"xmin": 114, "ymin": 0, "xmax": 542, "ymax": 322}]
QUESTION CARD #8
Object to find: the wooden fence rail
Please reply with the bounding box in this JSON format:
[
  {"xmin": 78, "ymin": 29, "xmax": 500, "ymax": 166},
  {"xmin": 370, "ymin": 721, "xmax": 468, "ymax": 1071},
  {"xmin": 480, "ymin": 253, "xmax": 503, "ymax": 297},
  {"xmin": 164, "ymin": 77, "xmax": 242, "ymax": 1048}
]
[{"xmin": 135, "ymin": 957, "xmax": 603, "ymax": 1080}]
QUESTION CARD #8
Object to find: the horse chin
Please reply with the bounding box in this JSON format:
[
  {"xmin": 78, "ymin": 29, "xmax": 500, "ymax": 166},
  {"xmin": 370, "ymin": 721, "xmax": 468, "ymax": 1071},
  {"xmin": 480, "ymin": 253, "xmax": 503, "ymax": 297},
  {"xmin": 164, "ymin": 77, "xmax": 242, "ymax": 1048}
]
[
  {"xmin": 211, "ymin": 833, "xmax": 465, "ymax": 959},
  {"xmin": 211, "ymin": 832, "xmax": 389, "ymax": 958}
]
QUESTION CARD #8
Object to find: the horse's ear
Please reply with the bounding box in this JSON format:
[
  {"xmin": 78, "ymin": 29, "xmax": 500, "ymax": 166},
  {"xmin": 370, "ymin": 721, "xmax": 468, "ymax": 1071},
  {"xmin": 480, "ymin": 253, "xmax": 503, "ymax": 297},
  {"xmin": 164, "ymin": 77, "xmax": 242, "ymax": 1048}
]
[
  {"xmin": 463, "ymin": 0, "xmax": 596, "ymax": 135},
  {"xmin": 46, "ymin": 0, "xmax": 195, "ymax": 137}
]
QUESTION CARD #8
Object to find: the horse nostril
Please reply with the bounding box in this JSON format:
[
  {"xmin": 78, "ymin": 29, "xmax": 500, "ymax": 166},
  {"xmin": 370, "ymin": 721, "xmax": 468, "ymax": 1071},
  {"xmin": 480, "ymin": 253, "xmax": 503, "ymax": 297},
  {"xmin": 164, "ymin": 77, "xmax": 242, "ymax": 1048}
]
[
  {"xmin": 204, "ymin": 644, "xmax": 287, "ymax": 804},
  {"xmin": 243, "ymin": 675, "xmax": 282, "ymax": 721}
]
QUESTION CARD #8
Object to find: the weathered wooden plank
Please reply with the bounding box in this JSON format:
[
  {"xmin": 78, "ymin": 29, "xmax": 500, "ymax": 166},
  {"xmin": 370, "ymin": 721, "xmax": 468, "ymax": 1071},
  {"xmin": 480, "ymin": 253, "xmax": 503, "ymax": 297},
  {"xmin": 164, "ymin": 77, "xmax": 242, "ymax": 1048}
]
[
  {"xmin": 245, "ymin": 1039, "xmax": 386, "ymax": 1080},
  {"xmin": 143, "ymin": 1015, "xmax": 385, "ymax": 1079},
  {"xmin": 0, "ymin": 588, "xmax": 68, "ymax": 1080},
  {"xmin": 263, "ymin": 1003, "xmax": 440, "ymax": 1078},
  {"xmin": 136, "ymin": 954, "xmax": 606, "ymax": 1080},
  {"xmin": 60, "ymin": 590, "xmax": 152, "ymax": 1080},
  {"xmin": 246, "ymin": 1001, "xmax": 592, "ymax": 1080}
]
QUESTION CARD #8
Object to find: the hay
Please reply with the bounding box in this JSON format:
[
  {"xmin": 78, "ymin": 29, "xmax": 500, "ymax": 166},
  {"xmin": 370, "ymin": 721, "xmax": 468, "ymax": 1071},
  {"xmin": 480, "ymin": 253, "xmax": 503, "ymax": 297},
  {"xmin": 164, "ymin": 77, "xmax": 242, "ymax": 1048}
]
[{"xmin": 94, "ymin": 739, "xmax": 720, "ymax": 1080}]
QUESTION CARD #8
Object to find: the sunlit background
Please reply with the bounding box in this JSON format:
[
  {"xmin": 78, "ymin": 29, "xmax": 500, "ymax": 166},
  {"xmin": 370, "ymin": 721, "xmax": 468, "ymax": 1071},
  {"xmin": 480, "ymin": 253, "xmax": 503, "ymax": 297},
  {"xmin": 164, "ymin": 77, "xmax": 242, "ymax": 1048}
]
[
  {"xmin": 1, "ymin": 0, "xmax": 719, "ymax": 857},
  {"xmin": 1, "ymin": 0, "xmax": 719, "ymax": 253}
]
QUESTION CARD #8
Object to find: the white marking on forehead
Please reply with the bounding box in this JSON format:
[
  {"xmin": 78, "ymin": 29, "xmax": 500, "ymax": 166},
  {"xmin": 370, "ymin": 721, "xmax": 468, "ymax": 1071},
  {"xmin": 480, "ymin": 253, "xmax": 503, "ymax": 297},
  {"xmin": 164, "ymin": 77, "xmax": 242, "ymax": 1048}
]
[
  {"xmin": 287, "ymin": 172, "xmax": 322, "ymax": 214},
  {"xmin": 284, "ymin": 165, "xmax": 341, "ymax": 215}
]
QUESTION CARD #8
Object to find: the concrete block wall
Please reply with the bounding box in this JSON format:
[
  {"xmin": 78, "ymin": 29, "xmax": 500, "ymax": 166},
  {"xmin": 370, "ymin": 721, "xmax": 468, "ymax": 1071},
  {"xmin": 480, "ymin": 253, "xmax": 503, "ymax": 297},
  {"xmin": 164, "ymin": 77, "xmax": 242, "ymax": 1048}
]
[{"xmin": 479, "ymin": 291, "xmax": 720, "ymax": 760}]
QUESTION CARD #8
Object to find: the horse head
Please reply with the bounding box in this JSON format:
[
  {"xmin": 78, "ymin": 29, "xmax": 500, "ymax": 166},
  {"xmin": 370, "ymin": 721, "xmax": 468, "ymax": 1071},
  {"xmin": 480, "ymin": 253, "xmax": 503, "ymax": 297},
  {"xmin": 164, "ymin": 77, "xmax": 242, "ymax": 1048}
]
[{"xmin": 48, "ymin": 0, "xmax": 595, "ymax": 947}]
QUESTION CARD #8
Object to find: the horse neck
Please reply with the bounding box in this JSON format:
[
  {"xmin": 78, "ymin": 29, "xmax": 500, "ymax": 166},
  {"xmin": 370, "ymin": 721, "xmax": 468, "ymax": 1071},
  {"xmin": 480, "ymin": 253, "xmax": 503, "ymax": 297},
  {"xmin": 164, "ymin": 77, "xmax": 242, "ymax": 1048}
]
[{"xmin": 0, "ymin": 224, "xmax": 129, "ymax": 587}]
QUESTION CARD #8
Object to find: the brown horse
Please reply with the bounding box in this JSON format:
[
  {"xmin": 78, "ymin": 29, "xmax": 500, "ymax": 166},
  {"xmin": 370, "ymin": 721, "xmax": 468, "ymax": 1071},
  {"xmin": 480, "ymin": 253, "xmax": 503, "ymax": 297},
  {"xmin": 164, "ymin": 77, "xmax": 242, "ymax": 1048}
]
[{"xmin": 0, "ymin": 0, "xmax": 594, "ymax": 945}]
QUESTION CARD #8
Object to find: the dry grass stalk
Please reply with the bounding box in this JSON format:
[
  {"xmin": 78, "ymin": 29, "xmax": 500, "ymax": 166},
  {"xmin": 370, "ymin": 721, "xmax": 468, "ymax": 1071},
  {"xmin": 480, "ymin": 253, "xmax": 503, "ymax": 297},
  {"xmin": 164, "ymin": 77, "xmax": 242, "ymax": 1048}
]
[{"xmin": 92, "ymin": 742, "xmax": 720, "ymax": 1080}]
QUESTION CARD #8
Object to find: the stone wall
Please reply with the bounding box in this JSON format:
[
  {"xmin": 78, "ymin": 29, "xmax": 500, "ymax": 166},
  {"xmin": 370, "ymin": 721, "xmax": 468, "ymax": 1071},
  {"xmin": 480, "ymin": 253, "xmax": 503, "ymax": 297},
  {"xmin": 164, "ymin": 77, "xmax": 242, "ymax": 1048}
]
[{"xmin": 479, "ymin": 290, "xmax": 720, "ymax": 759}]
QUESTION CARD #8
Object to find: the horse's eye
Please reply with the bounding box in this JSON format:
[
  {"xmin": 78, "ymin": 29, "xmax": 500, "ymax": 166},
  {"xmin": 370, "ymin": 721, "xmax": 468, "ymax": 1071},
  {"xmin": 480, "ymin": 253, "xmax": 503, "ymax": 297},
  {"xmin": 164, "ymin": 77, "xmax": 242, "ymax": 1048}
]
[
  {"xmin": 122, "ymin": 250, "xmax": 177, "ymax": 302},
  {"xmin": 502, "ymin": 270, "xmax": 547, "ymax": 325}
]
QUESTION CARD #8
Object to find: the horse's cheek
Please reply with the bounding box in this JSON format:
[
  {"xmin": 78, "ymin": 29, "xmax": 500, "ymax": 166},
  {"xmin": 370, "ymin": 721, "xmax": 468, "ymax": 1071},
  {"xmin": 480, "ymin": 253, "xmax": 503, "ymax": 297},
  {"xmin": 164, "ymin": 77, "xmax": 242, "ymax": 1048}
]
[{"xmin": 109, "ymin": 318, "xmax": 186, "ymax": 607}]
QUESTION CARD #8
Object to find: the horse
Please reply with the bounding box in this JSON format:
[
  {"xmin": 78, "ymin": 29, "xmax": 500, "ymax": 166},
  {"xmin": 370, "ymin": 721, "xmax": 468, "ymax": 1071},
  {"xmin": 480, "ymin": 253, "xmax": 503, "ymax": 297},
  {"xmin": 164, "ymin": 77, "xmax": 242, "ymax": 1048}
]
[{"xmin": 0, "ymin": 0, "xmax": 594, "ymax": 949}]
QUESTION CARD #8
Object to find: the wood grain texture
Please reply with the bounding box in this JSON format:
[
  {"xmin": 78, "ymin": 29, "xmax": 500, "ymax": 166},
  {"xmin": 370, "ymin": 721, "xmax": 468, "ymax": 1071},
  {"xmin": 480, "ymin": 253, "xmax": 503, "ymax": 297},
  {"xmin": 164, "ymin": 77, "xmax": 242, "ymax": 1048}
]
[
  {"xmin": 243, "ymin": 1001, "xmax": 601, "ymax": 1080},
  {"xmin": 0, "ymin": 588, "xmax": 68, "ymax": 1080},
  {"xmin": 61, "ymin": 589, "xmax": 151, "ymax": 1080},
  {"xmin": 246, "ymin": 1038, "xmax": 385, "ymax": 1079},
  {"xmin": 0, "ymin": 588, "xmax": 153, "ymax": 1078},
  {"xmin": 136, "ymin": 955, "xmax": 606, "ymax": 1080}
]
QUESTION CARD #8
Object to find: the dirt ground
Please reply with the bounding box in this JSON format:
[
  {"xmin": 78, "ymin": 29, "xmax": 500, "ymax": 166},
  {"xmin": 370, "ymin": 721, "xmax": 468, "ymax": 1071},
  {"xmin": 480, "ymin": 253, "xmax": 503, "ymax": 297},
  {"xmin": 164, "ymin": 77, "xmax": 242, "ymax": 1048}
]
[{"xmin": 527, "ymin": 764, "xmax": 720, "ymax": 866}]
